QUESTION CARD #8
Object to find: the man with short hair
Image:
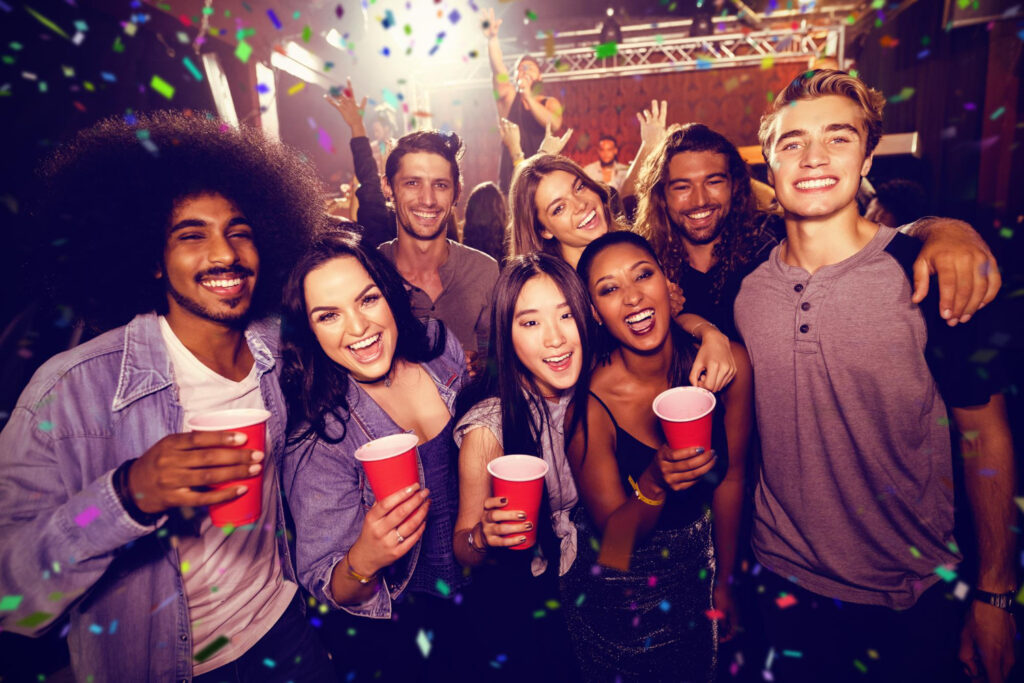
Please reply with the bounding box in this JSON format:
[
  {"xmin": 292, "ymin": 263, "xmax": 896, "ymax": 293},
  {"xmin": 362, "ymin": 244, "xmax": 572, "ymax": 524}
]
[
  {"xmin": 583, "ymin": 134, "xmax": 630, "ymax": 190},
  {"xmin": 734, "ymin": 69, "xmax": 1015, "ymax": 682},
  {"xmin": 481, "ymin": 7, "xmax": 564, "ymax": 192},
  {"xmin": 377, "ymin": 129, "xmax": 499, "ymax": 373},
  {"xmin": 0, "ymin": 112, "xmax": 334, "ymax": 682}
]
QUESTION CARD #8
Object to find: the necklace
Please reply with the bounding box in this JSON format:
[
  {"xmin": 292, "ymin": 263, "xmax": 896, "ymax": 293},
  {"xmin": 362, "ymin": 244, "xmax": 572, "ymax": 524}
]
[{"xmin": 353, "ymin": 359, "xmax": 396, "ymax": 388}]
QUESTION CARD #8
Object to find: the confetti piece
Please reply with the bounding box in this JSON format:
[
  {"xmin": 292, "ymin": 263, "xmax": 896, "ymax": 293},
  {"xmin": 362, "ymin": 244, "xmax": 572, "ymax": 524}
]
[
  {"xmin": 435, "ymin": 578, "xmax": 451, "ymax": 597},
  {"xmin": 1000, "ymin": 228, "xmax": 1014, "ymax": 239},
  {"xmin": 879, "ymin": 35, "xmax": 899, "ymax": 48},
  {"xmin": 235, "ymin": 40, "xmax": 253, "ymax": 63},
  {"xmin": 303, "ymin": 25, "xmax": 311, "ymax": 42},
  {"xmin": 195, "ymin": 635, "xmax": 230, "ymax": 662},
  {"xmin": 263, "ymin": 658, "xmax": 276, "ymax": 668},
  {"xmin": 75, "ymin": 506, "xmax": 100, "ymax": 527},
  {"xmin": 545, "ymin": 600, "xmax": 560, "ymax": 610},
  {"xmin": 705, "ymin": 608, "xmax": 725, "ymax": 620},
  {"xmin": 415, "ymin": 628, "xmax": 432, "ymax": 658},
  {"xmin": 853, "ymin": 660, "xmax": 867, "ymax": 674},
  {"xmin": 183, "ymin": 57, "xmax": 203, "ymax": 81},
  {"xmin": 267, "ymin": 9, "xmax": 282, "ymax": 29},
  {"xmin": 990, "ymin": 106, "xmax": 1006, "ymax": 120},
  {"xmin": 150, "ymin": 75, "xmax": 175, "ymax": 100},
  {"xmin": 288, "ymin": 82, "xmax": 305, "ymax": 95},
  {"xmin": 181, "ymin": 561, "xmax": 191, "ymax": 573},
  {"xmin": 336, "ymin": 5, "xmax": 344, "ymax": 18},
  {"xmin": 909, "ymin": 546, "xmax": 921, "ymax": 558},
  {"xmin": 16, "ymin": 611, "xmax": 52, "ymax": 628},
  {"xmin": 658, "ymin": 600, "xmax": 671, "ymax": 612},
  {"xmin": 532, "ymin": 609, "xmax": 546, "ymax": 618},
  {"xmin": 38, "ymin": 420, "xmax": 54, "ymax": 431},
  {"xmin": 89, "ymin": 623, "xmax": 103, "ymax": 634},
  {"xmin": 775, "ymin": 593, "xmax": 798, "ymax": 609},
  {"xmin": 782, "ymin": 650, "xmax": 803, "ymax": 658},
  {"xmin": 934, "ymin": 565, "xmax": 957, "ymax": 582},
  {"xmin": 575, "ymin": 593, "xmax": 586, "ymax": 606},
  {"xmin": 696, "ymin": 58, "xmax": 712, "ymax": 70},
  {"xmin": 594, "ymin": 42, "xmax": 617, "ymax": 58},
  {"xmin": 888, "ymin": 87, "xmax": 915, "ymax": 103},
  {"xmin": 25, "ymin": 6, "xmax": 70, "ymax": 39},
  {"xmin": 113, "ymin": 36, "xmax": 125, "ymax": 53},
  {"xmin": 0, "ymin": 595, "xmax": 23, "ymax": 611},
  {"xmin": 954, "ymin": 581, "xmax": 970, "ymax": 600},
  {"xmin": 151, "ymin": 594, "xmax": 175, "ymax": 614},
  {"xmin": 449, "ymin": 9, "xmax": 461, "ymax": 24},
  {"xmin": 382, "ymin": 10, "xmax": 395, "ymax": 29},
  {"xmin": 109, "ymin": 619, "xmax": 118, "ymax": 634},
  {"xmin": 761, "ymin": 56, "xmax": 774, "ymax": 69},
  {"xmin": 525, "ymin": 10, "xmax": 537, "ymax": 21}
]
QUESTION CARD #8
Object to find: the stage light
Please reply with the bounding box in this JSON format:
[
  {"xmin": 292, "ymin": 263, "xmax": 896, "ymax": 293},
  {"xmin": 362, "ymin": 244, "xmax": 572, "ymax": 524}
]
[{"xmin": 200, "ymin": 52, "xmax": 239, "ymax": 128}]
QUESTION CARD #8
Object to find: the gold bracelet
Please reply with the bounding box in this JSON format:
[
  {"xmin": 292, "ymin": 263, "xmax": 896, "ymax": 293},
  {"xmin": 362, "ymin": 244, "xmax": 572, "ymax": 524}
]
[
  {"xmin": 691, "ymin": 320, "xmax": 718, "ymax": 338},
  {"xmin": 628, "ymin": 475, "xmax": 665, "ymax": 507},
  {"xmin": 345, "ymin": 556, "xmax": 378, "ymax": 584}
]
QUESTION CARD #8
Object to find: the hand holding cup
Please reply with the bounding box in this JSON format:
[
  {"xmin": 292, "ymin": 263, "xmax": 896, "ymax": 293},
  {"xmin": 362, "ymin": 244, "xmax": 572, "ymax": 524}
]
[
  {"xmin": 647, "ymin": 444, "xmax": 717, "ymax": 493},
  {"xmin": 480, "ymin": 496, "xmax": 533, "ymax": 548},
  {"xmin": 347, "ymin": 483, "xmax": 431, "ymax": 577}
]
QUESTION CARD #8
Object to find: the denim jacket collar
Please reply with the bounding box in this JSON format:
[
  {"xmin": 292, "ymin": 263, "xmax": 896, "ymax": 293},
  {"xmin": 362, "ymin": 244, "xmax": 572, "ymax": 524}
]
[{"xmin": 112, "ymin": 313, "xmax": 278, "ymax": 413}]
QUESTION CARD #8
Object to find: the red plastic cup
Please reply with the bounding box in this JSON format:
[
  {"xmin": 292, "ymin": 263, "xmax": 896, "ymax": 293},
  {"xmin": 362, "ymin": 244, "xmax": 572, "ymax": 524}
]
[
  {"xmin": 487, "ymin": 454, "xmax": 549, "ymax": 550},
  {"xmin": 653, "ymin": 386, "xmax": 716, "ymax": 451},
  {"xmin": 353, "ymin": 433, "xmax": 421, "ymax": 502},
  {"xmin": 186, "ymin": 408, "xmax": 271, "ymax": 527}
]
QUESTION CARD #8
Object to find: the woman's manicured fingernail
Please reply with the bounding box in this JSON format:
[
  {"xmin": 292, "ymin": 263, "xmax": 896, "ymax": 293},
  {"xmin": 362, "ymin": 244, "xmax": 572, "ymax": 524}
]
[
  {"xmin": 695, "ymin": 447, "xmax": 705, "ymax": 454},
  {"xmin": 525, "ymin": 522, "xmax": 534, "ymax": 531},
  {"xmin": 248, "ymin": 464, "xmax": 262, "ymax": 475},
  {"xmin": 517, "ymin": 512, "xmax": 526, "ymax": 520},
  {"xmin": 500, "ymin": 497, "xmax": 507, "ymax": 504}
]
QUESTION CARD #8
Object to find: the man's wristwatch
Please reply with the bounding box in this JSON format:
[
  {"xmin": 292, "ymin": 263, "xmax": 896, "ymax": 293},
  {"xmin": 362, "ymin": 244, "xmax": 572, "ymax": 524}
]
[{"xmin": 973, "ymin": 588, "xmax": 1016, "ymax": 612}]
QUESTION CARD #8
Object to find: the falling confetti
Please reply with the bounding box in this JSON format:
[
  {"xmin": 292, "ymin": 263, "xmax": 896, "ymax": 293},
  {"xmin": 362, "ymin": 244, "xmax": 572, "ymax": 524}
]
[
  {"xmin": 150, "ymin": 75, "xmax": 175, "ymax": 99},
  {"xmin": 75, "ymin": 506, "xmax": 101, "ymax": 527}
]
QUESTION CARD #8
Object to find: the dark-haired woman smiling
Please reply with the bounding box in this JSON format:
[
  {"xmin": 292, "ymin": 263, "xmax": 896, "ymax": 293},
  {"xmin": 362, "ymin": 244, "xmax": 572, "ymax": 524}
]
[
  {"xmin": 564, "ymin": 231, "xmax": 750, "ymax": 682},
  {"xmin": 279, "ymin": 231, "xmax": 467, "ymax": 679}
]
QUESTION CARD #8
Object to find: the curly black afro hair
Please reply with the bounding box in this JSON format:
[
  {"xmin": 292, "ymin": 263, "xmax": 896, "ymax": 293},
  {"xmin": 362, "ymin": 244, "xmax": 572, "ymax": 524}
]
[{"xmin": 35, "ymin": 110, "xmax": 327, "ymax": 332}]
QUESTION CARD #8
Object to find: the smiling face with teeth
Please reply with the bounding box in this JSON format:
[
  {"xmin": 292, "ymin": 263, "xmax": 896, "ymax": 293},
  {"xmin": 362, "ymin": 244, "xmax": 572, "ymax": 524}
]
[
  {"xmin": 534, "ymin": 170, "xmax": 610, "ymax": 261},
  {"xmin": 766, "ymin": 95, "xmax": 874, "ymax": 221},
  {"xmin": 159, "ymin": 192, "xmax": 259, "ymax": 328},
  {"xmin": 587, "ymin": 241, "xmax": 672, "ymax": 355},
  {"xmin": 385, "ymin": 151, "xmax": 457, "ymax": 243},
  {"xmin": 664, "ymin": 150, "xmax": 733, "ymax": 247},
  {"xmin": 511, "ymin": 274, "xmax": 583, "ymax": 398},
  {"xmin": 304, "ymin": 255, "xmax": 399, "ymax": 383}
]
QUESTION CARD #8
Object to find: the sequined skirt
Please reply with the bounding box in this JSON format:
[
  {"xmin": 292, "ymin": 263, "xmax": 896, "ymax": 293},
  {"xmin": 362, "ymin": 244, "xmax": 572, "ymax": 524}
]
[{"xmin": 560, "ymin": 511, "xmax": 716, "ymax": 683}]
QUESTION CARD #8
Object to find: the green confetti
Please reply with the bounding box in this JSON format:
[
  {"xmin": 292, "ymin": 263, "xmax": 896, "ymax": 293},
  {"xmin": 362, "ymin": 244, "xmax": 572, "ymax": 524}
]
[
  {"xmin": 594, "ymin": 41, "xmax": 618, "ymax": 58},
  {"xmin": 909, "ymin": 546, "xmax": 921, "ymax": 558},
  {"xmin": 415, "ymin": 628, "xmax": 431, "ymax": 658},
  {"xmin": 25, "ymin": 6, "xmax": 70, "ymax": 40},
  {"xmin": 934, "ymin": 565, "xmax": 957, "ymax": 582},
  {"xmin": 38, "ymin": 420, "xmax": 54, "ymax": 432},
  {"xmin": 532, "ymin": 609, "xmax": 546, "ymax": 618},
  {"xmin": 194, "ymin": 635, "xmax": 229, "ymax": 663},
  {"xmin": 235, "ymin": 40, "xmax": 253, "ymax": 63},
  {"xmin": 113, "ymin": 36, "xmax": 125, "ymax": 53},
  {"xmin": 202, "ymin": 6, "xmax": 214, "ymax": 14},
  {"xmin": 302, "ymin": 25, "xmax": 312, "ymax": 43},
  {"xmin": 434, "ymin": 578, "xmax": 451, "ymax": 597},
  {"xmin": 150, "ymin": 75, "xmax": 175, "ymax": 100},
  {"xmin": 990, "ymin": 106, "xmax": 1005, "ymax": 120},
  {"xmin": 221, "ymin": 523, "xmax": 235, "ymax": 536},
  {"xmin": 575, "ymin": 593, "xmax": 586, "ymax": 607},
  {"xmin": 16, "ymin": 611, "xmax": 52, "ymax": 628},
  {"xmin": 0, "ymin": 595, "xmax": 24, "ymax": 611},
  {"xmin": 544, "ymin": 599, "xmax": 560, "ymax": 610},
  {"xmin": 999, "ymin": 227, "xmax": 1014, "ymax": 239},
  {"xmin": 525, "ymin": 10, "xmax": 537, "ymax": 21},
  {"xmin": 853, "ymin": 660, "xmax": 868, "ymax": 674}
]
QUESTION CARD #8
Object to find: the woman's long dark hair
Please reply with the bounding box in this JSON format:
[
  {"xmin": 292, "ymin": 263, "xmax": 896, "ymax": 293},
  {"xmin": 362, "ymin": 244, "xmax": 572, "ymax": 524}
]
[
  {"xmin": 569, "ymin": 231, "xmax": 696, "ymax": 453},
  {"xmin": 455, "ymin": 253, "xmax": 593, "ymax": 572},
  {"xmin": 281, "ymin": 229, "xmax": 446, "ymax": 445}
]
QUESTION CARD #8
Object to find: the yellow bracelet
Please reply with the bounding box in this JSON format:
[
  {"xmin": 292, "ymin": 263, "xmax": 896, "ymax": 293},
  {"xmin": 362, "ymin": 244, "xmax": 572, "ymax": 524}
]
[
  {"xmin": 628, "ymin": 475, "xmax": 665, "ymax": 507},
  {"xmin": 345, "ymin": 557, "xmax": 378, "ymax": 584}
]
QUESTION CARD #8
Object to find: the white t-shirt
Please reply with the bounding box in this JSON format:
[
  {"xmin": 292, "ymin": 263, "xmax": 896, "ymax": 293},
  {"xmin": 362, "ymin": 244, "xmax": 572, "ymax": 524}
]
[{"xmin": 159, "ymin": 317, "xmax": 296, "ymax": 675}]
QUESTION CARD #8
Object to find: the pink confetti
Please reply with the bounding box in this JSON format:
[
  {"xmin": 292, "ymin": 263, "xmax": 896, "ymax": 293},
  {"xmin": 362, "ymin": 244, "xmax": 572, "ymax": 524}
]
[
  {"xmin": 705, "ymin": 608, "xmax": 725, "ymax": 620},
  {"xmin": 75, "ymin": 506, "xmax": 100, "ymax": 527}
]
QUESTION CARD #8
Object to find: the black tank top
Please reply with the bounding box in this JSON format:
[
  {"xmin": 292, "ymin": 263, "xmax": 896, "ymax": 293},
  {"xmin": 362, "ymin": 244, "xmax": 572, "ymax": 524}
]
[
  {"xmin": 589, "ymin": 391, "xmax": 727, "ymax": 529},
  {"xmin": 499, "ymin": 94, "xmax": 548, "ymax": 192}
]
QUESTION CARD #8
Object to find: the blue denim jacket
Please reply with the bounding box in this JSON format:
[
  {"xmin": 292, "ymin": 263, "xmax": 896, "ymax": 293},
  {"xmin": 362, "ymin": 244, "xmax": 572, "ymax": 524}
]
[
  {"xmin": 0, "ymin": 313, "xmax": 295, "ymax": 682},
  {"xmin": 282, "ymin": 320, "xmax": 465, "ymax": 619}
]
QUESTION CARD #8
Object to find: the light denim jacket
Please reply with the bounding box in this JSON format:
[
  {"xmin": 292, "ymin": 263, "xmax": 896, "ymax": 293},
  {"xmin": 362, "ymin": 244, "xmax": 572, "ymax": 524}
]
[
  {"xmin": 282, "ymin": 320, "xmax": 465, "ymax": 619},
  {"xmin": 0, "ymin": 313, "xmax": 295, "ymax": 683}
]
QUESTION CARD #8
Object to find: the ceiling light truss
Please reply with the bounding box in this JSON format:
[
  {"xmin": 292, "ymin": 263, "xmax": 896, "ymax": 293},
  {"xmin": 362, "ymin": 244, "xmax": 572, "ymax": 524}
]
[{"xmin": 417, "ymin": 24, "xmax": 844, "ymax": 90}]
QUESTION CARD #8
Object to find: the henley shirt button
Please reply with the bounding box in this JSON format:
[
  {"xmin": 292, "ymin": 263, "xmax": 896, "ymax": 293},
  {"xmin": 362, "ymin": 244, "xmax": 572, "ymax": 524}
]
[
  {"xmin": 799, "ymin": 324, "xmax": 810, "ymax": 333},
  {"xmin": 794, "ymin": 284, "xmax": 804, "ymax": 292},
  {"xmin": 801, "ymin": 302, "xmax": 811, "ymax": 311}
]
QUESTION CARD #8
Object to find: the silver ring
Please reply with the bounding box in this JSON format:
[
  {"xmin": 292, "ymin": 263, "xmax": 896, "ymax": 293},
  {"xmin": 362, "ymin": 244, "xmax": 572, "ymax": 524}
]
[{"xmin": 395, "ymin": 530, "xmax": 405, "ymax": 544}]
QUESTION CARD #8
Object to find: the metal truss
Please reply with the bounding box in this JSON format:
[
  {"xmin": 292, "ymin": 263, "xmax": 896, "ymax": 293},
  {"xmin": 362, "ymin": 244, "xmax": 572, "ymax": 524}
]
[{"xmin": 419, "ymin": 24, "xmax": 844, "ymax": 91}]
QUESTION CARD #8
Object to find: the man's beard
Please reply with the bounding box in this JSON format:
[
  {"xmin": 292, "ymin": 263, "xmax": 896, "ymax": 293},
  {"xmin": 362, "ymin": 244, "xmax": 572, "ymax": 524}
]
[
  {"xmin": 600, "ymin": 158, "xmax": 617, "ymax": 168},
  {"xmin": 667, "ymin": 209, "xmax": 726, "ymax": 246},
  {"xmin": 165, "ymin": 265, "xmax": 255, "ymax": 328}
]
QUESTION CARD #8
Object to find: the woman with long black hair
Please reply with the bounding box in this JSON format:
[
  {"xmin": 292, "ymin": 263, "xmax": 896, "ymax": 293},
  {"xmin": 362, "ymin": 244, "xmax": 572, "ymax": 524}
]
[{"xmin": 279, "ymin": 231, "xmax": 468, "ymax": 680}]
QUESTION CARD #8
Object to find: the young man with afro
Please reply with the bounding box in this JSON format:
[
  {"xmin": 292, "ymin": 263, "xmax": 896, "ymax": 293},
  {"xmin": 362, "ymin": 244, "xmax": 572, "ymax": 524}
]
[{"xmin": 0, "ymin": 111, "xmax": 335, "ymax": 682}]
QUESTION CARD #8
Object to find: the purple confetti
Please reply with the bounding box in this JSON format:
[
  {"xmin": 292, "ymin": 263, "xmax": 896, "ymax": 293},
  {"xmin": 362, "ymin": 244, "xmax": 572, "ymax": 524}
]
[
  {"xmin": 75, "ymin": 506, "xmax": 100, "ymax": 527},
  {"xmin": 266, "ymin": 9, "xmax": 282, "ymax": 29},
  {"xmin": 318, "ymin": 128, "xmax": 335, "ymax": 154}
]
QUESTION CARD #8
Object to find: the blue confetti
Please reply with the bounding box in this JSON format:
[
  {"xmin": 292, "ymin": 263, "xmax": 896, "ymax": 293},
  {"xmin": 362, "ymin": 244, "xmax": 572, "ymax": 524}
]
[{"xmin": 266, "ymin": 9, "xmax": 282, "ymax": 30}]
